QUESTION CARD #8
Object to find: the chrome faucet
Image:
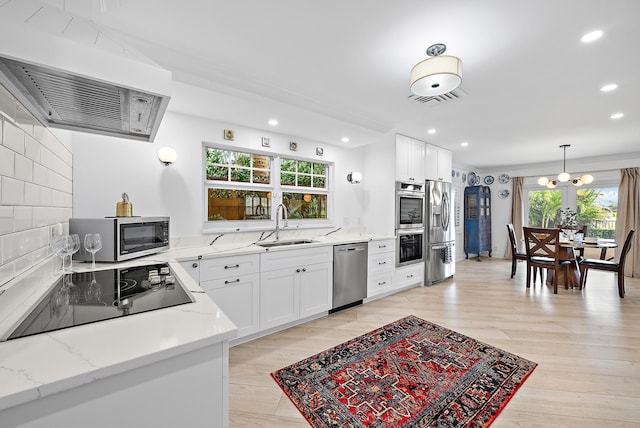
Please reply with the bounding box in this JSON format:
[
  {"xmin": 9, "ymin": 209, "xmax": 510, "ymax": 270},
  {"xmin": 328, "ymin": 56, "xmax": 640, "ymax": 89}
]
[{"xmin": 275, "ymin": 204, "xmax": 288, "ymax": 240}]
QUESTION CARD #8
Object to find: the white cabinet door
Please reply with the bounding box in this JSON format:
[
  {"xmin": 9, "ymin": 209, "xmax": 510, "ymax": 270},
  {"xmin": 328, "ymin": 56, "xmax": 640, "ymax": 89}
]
[
  {"xmin": 178, "ymin": 259, "xmax": 200, "ymax": 283},
  {"xmin": 437, "ymin": 147, "xmax": 452, "ymax": 183},
  {"xmin": 396, "ymin": 135, "xmax": 425, "ymax": 183},
  {"xmin": 425, "ymin": 144, "xmax": 452, "ymax": 182},
  {"xmin": 299, "ymin": 262, "xmax": 332, "ymax": 319},
  {"xmin": 260, "ymin": 268, "xmax": 300, "ymax": 330},
  {"xmin": 202, "ymin": 274, "xmax": 260, "ymax": 339}
]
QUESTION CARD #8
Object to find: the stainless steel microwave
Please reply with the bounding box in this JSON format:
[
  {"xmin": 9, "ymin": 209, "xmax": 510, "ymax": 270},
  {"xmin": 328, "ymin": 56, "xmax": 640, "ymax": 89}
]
[{"xmin": 70, "ymin": 217, "xmax": 170, "ymax": 262}]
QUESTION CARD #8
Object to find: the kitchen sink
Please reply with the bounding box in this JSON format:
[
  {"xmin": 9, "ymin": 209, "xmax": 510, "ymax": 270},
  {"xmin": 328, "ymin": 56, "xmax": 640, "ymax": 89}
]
[{"xmin": 256, "ymin": 239, "xmax": 315, "ymax": 248}]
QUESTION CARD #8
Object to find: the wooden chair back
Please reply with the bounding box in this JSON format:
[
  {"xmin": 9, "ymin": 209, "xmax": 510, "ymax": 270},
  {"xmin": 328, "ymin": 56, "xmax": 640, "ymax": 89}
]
[{"xmin": 523, "ymin": 227, "xmax": 561, "ymax": 259}]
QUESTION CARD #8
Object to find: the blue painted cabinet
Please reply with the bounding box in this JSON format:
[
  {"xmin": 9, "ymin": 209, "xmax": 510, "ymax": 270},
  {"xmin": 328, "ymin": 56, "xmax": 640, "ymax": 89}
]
[{"xmin": 464, "ymin": 186, "xmax": 492, "ymax": 260}]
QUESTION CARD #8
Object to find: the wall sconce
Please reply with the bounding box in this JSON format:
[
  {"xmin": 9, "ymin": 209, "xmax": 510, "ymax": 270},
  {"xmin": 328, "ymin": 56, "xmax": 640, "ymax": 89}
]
[
  {"xmin": 158, "ymin": 147, "xmax": 177, "ymax": 166},
  {"xmin": 347, "ymin": 171, "xmax": 362, "ymax": 184}
]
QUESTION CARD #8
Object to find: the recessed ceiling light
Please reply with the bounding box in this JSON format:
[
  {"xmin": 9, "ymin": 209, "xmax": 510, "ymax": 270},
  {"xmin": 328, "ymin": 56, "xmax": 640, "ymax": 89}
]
[
  {"xmin": 341, "ymin": 137, "xmax": 350, "ymax": 143},
  {"xmin": 610, "ymin": 112, "xmax": 624, "ymax": 119},
  {"xmin": 268, "ymin": 119, "xmax": 278, "ymax": 126},
  {"xmin": 427, "ymin": 129, "xmax": 436, "ymax": 134},
  {"xmin": 600, "ymin": 84, "xmax": 618, "ymax": 92},
  {"xmin": 581, "ymin": 30, "xmax": 603, "ymax": 43},
  {"xmin": 461, "ymin": 141, "xmax": 469, "ymax": 147}
]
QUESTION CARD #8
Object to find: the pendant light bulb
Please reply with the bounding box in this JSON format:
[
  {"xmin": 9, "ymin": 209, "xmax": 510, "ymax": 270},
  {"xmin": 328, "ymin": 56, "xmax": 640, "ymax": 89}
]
[
  {"xmin": 581, "ymin": 174, "xmax": 594, "ymax": 184},
  {"xmin": 546, "ymin": 180, "xmax": 558, "ymax": 189},
  {"xmin": 538, "ymin": 176, "xmax": 549, "ymax": 186},
  {"xmin": 558, "ymin": 171, "xmax": 571, "ymax": 182}
]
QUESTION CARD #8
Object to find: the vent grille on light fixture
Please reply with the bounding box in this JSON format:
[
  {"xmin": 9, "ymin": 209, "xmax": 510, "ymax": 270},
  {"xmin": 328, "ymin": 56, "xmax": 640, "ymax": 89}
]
[{"xmin": 408, "ymin": 87, "xmax": 468, "ymax": 105}]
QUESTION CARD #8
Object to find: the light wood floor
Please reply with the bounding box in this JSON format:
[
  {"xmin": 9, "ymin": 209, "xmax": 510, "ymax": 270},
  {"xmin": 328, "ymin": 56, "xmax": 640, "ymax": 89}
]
[{"xmin": 229, "ymin": 258, "xmax": 640, "ymax": 427}]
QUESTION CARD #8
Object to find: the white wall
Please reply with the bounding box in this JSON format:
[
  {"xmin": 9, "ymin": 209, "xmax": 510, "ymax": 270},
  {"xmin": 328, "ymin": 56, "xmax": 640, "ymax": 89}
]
[{"xmin": 72, "ymin": 109, "xmax": 367, "ymax": 238}]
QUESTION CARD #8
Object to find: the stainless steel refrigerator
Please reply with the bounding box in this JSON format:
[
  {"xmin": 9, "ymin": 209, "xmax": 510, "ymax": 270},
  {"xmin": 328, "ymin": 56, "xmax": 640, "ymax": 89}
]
[{"xmin": 424, "ymin": 180, "xmax": 455, "ymax": 285}]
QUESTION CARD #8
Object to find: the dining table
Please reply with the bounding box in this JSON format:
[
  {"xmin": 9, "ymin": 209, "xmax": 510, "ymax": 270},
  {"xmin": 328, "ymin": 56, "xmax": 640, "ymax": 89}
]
[{"xmin": 547, "ymin": 239, "xmax": 618, "ymax": 288}]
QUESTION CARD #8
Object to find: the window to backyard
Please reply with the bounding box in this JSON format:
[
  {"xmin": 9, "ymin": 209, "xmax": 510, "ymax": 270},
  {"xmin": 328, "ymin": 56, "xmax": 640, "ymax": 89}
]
[
  {"xmin": 526, "ymin": 184, "xmax": 618, "ymax": 239},
  {"xmin": 204, "ymin": 146, "xmax": 330, "ymax": 226}
]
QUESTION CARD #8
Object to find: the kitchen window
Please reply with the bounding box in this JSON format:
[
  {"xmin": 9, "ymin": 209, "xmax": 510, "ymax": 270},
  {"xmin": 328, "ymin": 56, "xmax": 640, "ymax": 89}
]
[{"xmin": 204, "ymin": 145, "xmax": 330, "ymax": 228}]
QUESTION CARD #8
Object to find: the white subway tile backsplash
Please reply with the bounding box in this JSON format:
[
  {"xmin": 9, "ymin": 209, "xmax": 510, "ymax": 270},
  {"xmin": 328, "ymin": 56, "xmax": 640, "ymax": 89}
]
[
  {"xmin": 24, "ymin": 134, "xmax": 42, "ymax": 162},
  {"xmin": 15, "ymin": 153, "xmax": 33, "ymax": 182},
  {"xmin": 24, "ymin": 182, "xmax": 41, "ymax": 205},
  {"xmin": 0, "ymin": 206, "xmax": 13, "ymax": 235},
  {"xmin": 1, "ymin": 176, "xmax": 25, "ymax": 205},
  {"xmin": 2, "ymin": 120, "xmax": 25, "ymax": 154},
  {"xmin": 1, "ymin": 87, "xmax": 72, "ymax": 286},
  {"xmin": 14, "ymin": 206, "xmax": 33, "ymax": 231},
  {"xmin": 0, "ymin": 144, "xmax": 14, "ymax": 176},
  {"xmin": 33, "ymin": 163, "xmax": 47, "ymax": 185}
]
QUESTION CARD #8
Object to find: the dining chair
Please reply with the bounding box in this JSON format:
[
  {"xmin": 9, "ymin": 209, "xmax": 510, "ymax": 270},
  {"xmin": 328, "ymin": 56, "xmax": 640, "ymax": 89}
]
[
  {"xmin": 507, "ymin": 224, "xmax": 527, "ymax": 278},
  {"xmin": 579, "ymin": 229, "xmax": 636, "ymax": 298},
  {"xmin": 523, "ymin": 227, "xmax": 571, "ymax": 294}
]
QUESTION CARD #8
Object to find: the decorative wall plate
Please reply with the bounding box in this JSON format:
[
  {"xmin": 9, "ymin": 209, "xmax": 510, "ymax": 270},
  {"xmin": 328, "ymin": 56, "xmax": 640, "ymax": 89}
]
[
  {"xmin": 452, "ymin": 169, "xmax": 455, "ymax": 177},
  {"xmin": 467, "ymin": 172, "xmax": 476, "ymax": 185},
  {"xmin": 498, "ymin": 174, "xmax": 510, "ymax": 184},
  {"xmin": 484, "ymin": 175, "xmax": 494, "ymax": 185},
  {"xmin": 498, "ymin": 189, "xmax": 510, "ymax": 198},
  {"xmin": 456, "ymin": 171, "xmax": 460, "ymax": 177},
  {"xmin": 462, "ymin": 173, "xmax": 467, "ymax": 182}
]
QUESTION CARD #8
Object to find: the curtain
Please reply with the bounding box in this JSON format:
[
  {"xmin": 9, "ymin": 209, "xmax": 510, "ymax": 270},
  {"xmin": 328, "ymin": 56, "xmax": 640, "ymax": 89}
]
[
  {"xmin": 505, "ymin": 176, "xmax": 524, "ymax": 258},
  {"xmin": 617, "ymin": 167, "xmax": 640, "ymax": 277}
]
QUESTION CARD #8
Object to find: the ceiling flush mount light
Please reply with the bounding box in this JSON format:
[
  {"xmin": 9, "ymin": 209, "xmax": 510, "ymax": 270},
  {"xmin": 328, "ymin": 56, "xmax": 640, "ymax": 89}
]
[
  {"xmin": 158, "ymin": 147, "xmax": 177, "ymax": 166},
  {"xmin": 538, "ymin": 144, "xmax": 594, "ymax": 188},
  {"xmin": 600, "ymin": 83, "xmax": 618, "ymax": 92},
  {"xmin": 347, "ymin": 171, "xmax": 362, "ymax": 184},
  {"xmin": 410, "ymin": 43, "xmax": 462, "ymax": 97},
  {"xmin": 581, "ymin": 30, "xmax": 603, "ymax": 43}
]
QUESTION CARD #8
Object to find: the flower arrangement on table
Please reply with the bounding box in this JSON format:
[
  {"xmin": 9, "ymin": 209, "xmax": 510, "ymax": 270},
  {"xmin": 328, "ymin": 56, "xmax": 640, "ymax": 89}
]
[{"xmin": 559, "ymin": 208, "xmax": 577, "ymax": 229}]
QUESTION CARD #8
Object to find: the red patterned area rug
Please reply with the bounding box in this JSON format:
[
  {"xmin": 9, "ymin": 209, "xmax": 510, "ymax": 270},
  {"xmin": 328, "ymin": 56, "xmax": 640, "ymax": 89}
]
[{"xmin": 272, "ymin": 315, "xmax": 537, "ymax": 427}]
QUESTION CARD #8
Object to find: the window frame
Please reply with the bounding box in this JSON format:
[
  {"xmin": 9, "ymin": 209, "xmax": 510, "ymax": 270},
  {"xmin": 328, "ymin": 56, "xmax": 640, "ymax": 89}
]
[{"xmin": 202, "ymin": 143, "xmax": 333, "ymax": 233}]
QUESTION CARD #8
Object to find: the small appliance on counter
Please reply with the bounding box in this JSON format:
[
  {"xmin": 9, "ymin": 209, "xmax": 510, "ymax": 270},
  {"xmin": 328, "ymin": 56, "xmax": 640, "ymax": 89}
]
[
  {"xmin": 116, "ymin": 192, "xmax": 133, "ymax": 217},
  {"xmin": 70, "ymin": 217, "xmax": 170, "ymax": 262}
]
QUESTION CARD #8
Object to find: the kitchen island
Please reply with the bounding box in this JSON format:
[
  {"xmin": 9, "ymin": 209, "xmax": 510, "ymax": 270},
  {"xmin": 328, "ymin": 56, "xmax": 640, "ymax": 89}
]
[{"xmin": 0, "ymin": 258, "xmax": 237, "ymax": 428}]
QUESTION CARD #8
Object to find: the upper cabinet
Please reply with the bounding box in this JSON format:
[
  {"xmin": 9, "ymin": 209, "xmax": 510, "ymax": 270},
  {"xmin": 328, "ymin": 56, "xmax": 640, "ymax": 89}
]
[
  {"xmin": 425, "ymin": 143, "xmax": 452, "ymax": 183},
  {"xmin": 395, "ymin": 135, "xmax": 425, "ymax": 183}
]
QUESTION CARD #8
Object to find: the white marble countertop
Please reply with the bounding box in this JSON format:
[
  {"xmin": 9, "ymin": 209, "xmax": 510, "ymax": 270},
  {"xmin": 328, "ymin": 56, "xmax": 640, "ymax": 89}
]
[
  {"xmin": 0, "ymin": 229, "xmax": 392, "ymax": 412},
  {"xmin": 0, "ymin": 258, "xmax": 236, "ymax": 412}
]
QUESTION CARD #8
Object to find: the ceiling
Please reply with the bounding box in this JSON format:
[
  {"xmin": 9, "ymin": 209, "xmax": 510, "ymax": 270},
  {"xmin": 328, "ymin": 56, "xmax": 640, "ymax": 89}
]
[{"xmin": 1, "ymin": 0, "xmax": 639, "ymax": 168}]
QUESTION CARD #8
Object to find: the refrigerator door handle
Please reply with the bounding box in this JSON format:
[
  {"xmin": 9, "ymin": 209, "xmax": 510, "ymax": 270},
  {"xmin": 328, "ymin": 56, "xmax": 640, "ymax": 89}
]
[{"xmin": 442, "ymin": 191, "xmax": 450, "ymax": 232}]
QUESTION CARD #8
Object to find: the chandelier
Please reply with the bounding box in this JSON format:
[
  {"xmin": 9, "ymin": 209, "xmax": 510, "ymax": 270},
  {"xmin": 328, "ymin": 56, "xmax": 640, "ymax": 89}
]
[
  {"xmin": 410, "ymin": 43, "xmax": 462, "ymax": 97},
  {"xmin": 538, "ymin": 144, "xmax": 594, "ymax": 188}
]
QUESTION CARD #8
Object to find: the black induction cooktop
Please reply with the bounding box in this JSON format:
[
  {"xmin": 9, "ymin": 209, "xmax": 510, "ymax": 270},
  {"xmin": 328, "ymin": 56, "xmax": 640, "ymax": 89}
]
[{"xmin": 7, "ymin": 263, "xmax": 194, "ymax": 340}]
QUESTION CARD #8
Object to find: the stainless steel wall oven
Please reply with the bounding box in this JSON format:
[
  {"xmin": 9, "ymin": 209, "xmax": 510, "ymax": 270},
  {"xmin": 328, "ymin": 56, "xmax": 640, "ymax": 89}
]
[
  {"xmin": 396, "ymin": 229, "xmax": 424, "ymax": 267},
  {"xmin": 395, "ymin": 182, "xmax": 425, "ymax": 230}
]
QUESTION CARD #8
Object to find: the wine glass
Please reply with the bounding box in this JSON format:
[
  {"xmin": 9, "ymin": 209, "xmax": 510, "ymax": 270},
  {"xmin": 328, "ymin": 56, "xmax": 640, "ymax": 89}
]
[
  {"xmin": 51, "ymin": 235, "xmax": 66, "ymax": 273},
  {"xmin": 59, "ymin": 235, "xmax": 75, "ymax": 273},
  {"xmin": 83, "ymin": 233, "xmax": 103, "ymax": 270},
  {"xmin": 70, "ymin": 234, "xmax": 81, "ymax": 266}
]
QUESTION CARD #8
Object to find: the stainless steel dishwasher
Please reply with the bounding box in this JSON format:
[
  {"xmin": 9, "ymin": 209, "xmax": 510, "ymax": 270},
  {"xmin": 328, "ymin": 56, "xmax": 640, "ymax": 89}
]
[{"xmin": 331, "ymin": 242, "xmax": 368, "ymax": 312}]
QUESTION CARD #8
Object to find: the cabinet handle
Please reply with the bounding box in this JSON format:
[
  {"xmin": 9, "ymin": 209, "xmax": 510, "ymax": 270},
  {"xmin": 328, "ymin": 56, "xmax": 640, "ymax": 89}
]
[
  {"xmin": 407, "ymin": 274, "xmax": 413, "ymax": 278},
  {"xmin": 192, "ymin": 263, "xmax": 198, "ymax": 268},
  {"xmin": 224, "ymin": 264, "xmax": 240, "ymax": 269},
  {"xmin": 302, "ymin": 268, "xmax": 306, "ymax": 272},
  {"xmin": 296, "ymin": 268, "xmax": 301, "ymax": 273},
  {"xmin": 224, "ymin": 279, "xmax": 240, "ymax": 284},
  {"xmin": 378, "ymin": 281, "xmax": 386, "ymax": 286},
  {"xmin": 378, "ymin": 261, "xmax": 386, "ymax": 265},
  {"xmin": 379, "ymin": 245, "xmax": 386, "ymax": 249}
]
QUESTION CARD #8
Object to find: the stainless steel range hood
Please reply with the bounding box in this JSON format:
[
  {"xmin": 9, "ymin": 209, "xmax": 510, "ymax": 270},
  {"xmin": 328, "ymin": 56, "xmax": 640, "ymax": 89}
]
[{"xmin": 0, "ymin": 21, "xmax": 171, "ymax": 142}]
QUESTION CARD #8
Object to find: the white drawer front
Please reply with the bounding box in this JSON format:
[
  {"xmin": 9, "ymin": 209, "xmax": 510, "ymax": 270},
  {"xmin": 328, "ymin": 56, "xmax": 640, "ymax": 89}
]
[
  {"xmin": 200, "ymin": 254, "xmax": 260, "ymax": 281},
  {"xmin": 367, "ymin": 273, "xmax": 395, "ymax": 297},
  {"xmin": 395, "ymin": 263, "xmax": 424, "ymax": 288},
  {"xmin": 368, "ymin": 239, "xmax": 395, "ymax": 255},
  {"xmin": 368, "ymin": 252, "xmax": 395, "ymax": 276}
]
